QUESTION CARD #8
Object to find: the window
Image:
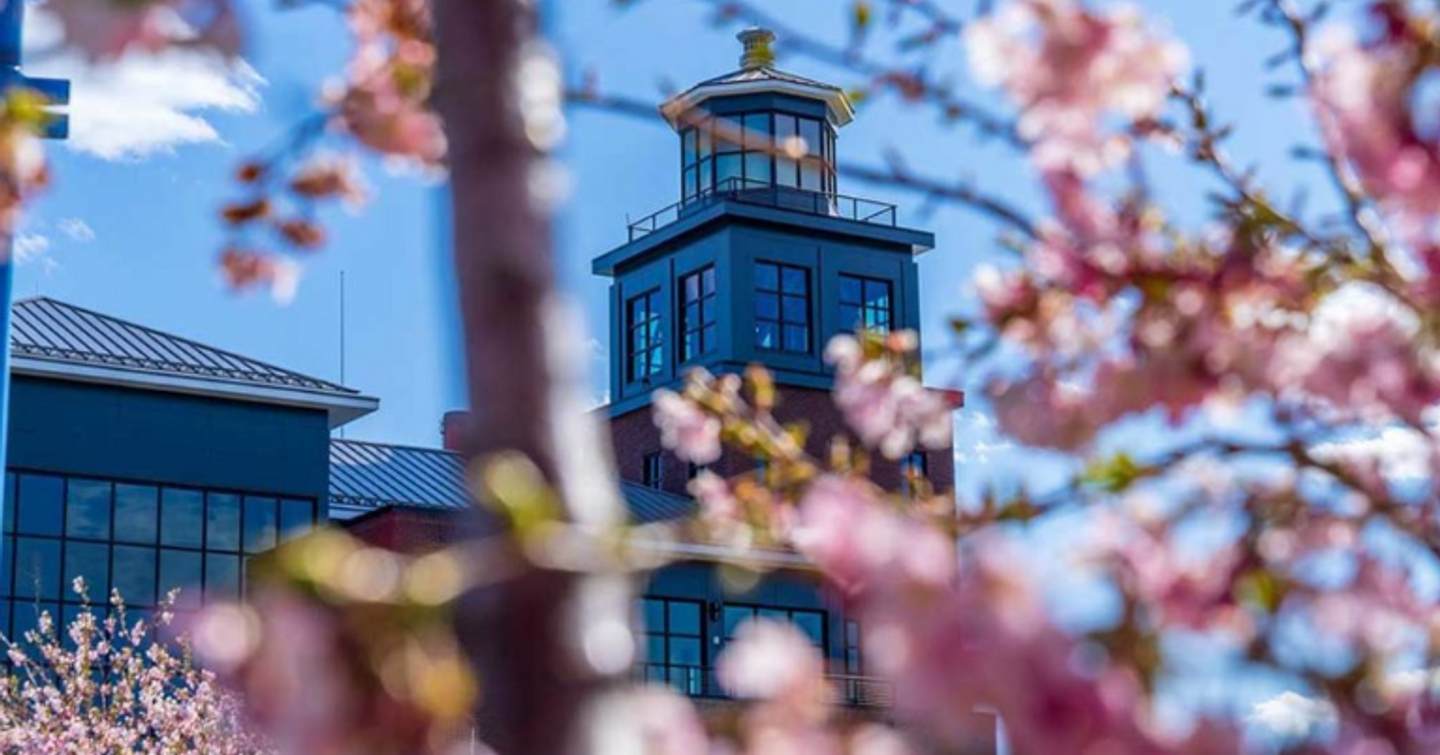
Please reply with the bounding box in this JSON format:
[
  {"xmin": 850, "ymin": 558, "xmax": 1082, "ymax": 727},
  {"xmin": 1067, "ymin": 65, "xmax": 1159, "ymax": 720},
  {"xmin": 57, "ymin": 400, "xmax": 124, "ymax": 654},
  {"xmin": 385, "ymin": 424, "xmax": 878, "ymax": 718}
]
[
  {"xmin": 642, "ymin": 452, "xmax": 664, "ymax": 490},
  {"xmin": 774, "ymin": 115, "xmax": 830, "ymax": 193},
  {"xmin": 755, "ymin": 262, "xmax": 810, "ymax": 353},
  {"xmin": 679, "ymin": 266, "xmax": 717, "ymax": 362},
  {"xmin": 0, "ymin": 471, "xmax": 318, "ymax": 638},
  {"xmin": 722, "ymin": 604, "xmax": 825, "ymax": 651},
  {"xmin": 902, "ymin": 451, "xmax": 929, "ymax": 478},
  {"xmin": 838, "ymin": 274, "xmax": 893, "ymax": 334},
  {"xmin": 639, "ymin": 597, "xmax": 705, "ymax": 695},
  {"xmin": 626, "ymin": 289, "xmax": 664, "ymax": 383},
  {"xmin": 844, "ymin": 619, "xmax": 863, "ymax": 674}
]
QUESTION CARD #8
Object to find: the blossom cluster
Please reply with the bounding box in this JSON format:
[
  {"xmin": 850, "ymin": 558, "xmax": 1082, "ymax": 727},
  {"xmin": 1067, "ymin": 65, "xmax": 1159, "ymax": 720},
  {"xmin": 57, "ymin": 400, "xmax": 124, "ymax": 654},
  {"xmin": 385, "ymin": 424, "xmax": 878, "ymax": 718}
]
[{"xmin": 0, "ymin": 579, "xmax": 269, "ymax": 754}]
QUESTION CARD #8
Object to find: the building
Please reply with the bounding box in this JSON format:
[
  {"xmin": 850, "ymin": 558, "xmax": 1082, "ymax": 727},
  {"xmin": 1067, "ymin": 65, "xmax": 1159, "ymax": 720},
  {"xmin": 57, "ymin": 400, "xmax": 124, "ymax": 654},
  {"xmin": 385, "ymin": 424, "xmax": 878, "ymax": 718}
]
[{"xmin": 0, "ymin": 27, "xmax": 982, "ymax": 747}]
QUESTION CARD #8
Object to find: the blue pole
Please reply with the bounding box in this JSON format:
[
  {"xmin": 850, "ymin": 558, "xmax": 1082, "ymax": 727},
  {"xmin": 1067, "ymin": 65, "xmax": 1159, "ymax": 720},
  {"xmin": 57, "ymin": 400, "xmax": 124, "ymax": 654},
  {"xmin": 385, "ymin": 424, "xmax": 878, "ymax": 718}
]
[{"xmin": 0, "ymin": 0, "xmax": 24, "ymax": 583}]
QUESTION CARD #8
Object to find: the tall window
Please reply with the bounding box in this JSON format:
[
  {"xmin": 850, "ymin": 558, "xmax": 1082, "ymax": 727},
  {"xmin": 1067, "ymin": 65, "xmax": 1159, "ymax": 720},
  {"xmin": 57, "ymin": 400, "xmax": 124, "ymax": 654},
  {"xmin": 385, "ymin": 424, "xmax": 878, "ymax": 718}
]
[
  {"xmin": 721, "ymin": 604, "xmax": 825, "ymax": 651},
  {"xmin": 626, "ymin": 289, "xmax": 664, "ymax": 383},
  {"xmin": 639, "ymin": 597, "xmax": 705, "ymax": 695},
  {"xmin": 642, "ymin": 452, "xmax": 663, "ymax": 490},
  {"xmin": 679, "ymin": 266, "xmax": 717, "ymax": 362},
  {"xmin": 1, "ymin": 471, "xmax": 316, "ymax": 643},
  {"xmin": 901, "ymin": 451, "xmax": 929, "ymax": 478},
  {"xmin": 755, "ymin": 262, "xmax": 810, "ymax": 353},
  {"xmin": 838, "ymin": 274, "xmax": 893, "ymax": 333}
]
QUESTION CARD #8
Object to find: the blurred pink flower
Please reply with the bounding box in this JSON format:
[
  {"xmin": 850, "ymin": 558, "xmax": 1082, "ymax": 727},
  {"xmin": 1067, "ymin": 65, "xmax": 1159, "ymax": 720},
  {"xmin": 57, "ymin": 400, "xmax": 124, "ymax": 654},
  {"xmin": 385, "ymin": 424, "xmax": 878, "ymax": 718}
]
[
  {"xmin": 652, "ymin": 388, "xmax": 722, "ymax": 464},
  {"xmin": 716, "ymin": 619, "xmax": 825, "ymax": 704},
  {"xmin": 825, "ymin": 334, "xmax": 955, "ymax": 460}
]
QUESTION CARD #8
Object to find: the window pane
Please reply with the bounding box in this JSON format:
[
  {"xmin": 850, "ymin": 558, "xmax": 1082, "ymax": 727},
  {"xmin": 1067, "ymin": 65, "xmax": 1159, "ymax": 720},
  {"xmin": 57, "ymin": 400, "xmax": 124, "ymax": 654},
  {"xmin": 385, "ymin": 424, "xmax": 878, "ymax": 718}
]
[
  {"xmin": 801, "ymin": 162, "xmax": 822, "ymax": 191},
  {"xmin": 205, "ymin": 554, "xmax": 240, "ymax": 600},
  {"xmin": 776, "ymin": 157, "xmax": 798, "ymax": 187},
  {"xmin": 160, "ymin": 489, "xmax": 203, "ymax": 548},
  {"xmin": 243, "ymin": 497, "xmax": 278, "ymax": 553},
  {"xmin": 783, "ymin": 325, "xmax": 809, "ymax": 352},
  {"xmin": 744, "ymin": 152, "xmax": 771, "ymax": 184},
  {"xmin": 66, "ymin": 479, "xmax": 111, "ymax": 540},
  {"xmin": 701, "ymin": 297, "xmax": 716, "ymax": 324},
  {"xmin": 865, "ymin": 280, "xmax": 890, "ymax": 307},
  {"xmin": 158, "ymin": 550, "xmax": 201, "ymax": 603},
  {"xmin": 112, "ymin": 546, "xmax": 156, "ymax": 606},
  {"xmin": 755, "ymin": 294, "xmax": 778, "ymax": 320},
  {"xmin": 668, "ymin": 637, "xmax": 701, "ymax": 666},
  {"xmin": 723, "ymin": 606, "xmax": 753, "ymax": 638},
  {"xmin": 681, "ymin": 167, "xmax": 696, "ymax": 200},
  {"xmin": 280, "ymin": 500, "xmax": 313, "ymax": 542},
  {"xmin": 800, "ymin": 119, "xmax": 822, "ymax": 157},
  {"xmin": 699, "ymin": 158, "xmax": 712, "ymax": 192},
  {"xmin": 775, "ymin": 115, "xmax": 796, "ymax": 143},
  {"xmin": 207, "ymin": 493, "xmax": 241, "ymax": 551},
  {"xmin": 17, "ymin": 475, "xmax": 62, "ymax": 536},
  {"xmin": 63, "ymin": 542, "xmax": 109, "ymax": 601},
  {"xmin": 14, "ymin": 537, "xmax": 60, "ymax": 600},
  {"xmin": 698, "ymin": 126, "xmax": 712, "ymax": 158},
  {"xmin": 793, "ymin": 612, "xmax": 824, "ymax": 646},
  {"xmin": 643, "ymin": 598, "xmax": 664, "ymax": 631},
  {"xmin": 702, "ymin": 267, "xmax": 716, "ymax": 294},
  {"xmin": 114, "ymin": 484, "xmax": 157, "ymax": 544},
  {"xmin": 646, "ymin": 635, "xmax": 665, "ymax": 663},
  {"xmin": 684, "ymin": 273, "xmax": 700, "ymax": 302},
  {"xmin": 12, "ymin": 602, "xmax": 57, "ymax": 647},
  {"xmin": 702, "ymin": 324, "xmax": 717, "ymax": 352},
  {"xmin": 3, "ymin": 472, "xmax": 14, "ymax": 533},
  {"xmin": 755, "ymin": 263, "xmax": 778, "ymax": 291},
  {"xmin": 782, "ymin": 295, "xmax": 807, "ymax": 323},
  {"xmin": 743, "ymin": 113, "xmax": 769, "ymax": 145},
  {"xmin": 755, "ymin": 321, "xmax": 778, "ymax": 349},
  {"xmin": 716, "ymin": 154, "xmax": 741, "ymax": 186},
  {"xmin": 682, "ymin": 129, "xmax": 696, "ymax": 165},
  {"xmin": 668, "ymin": 601, "xmax": 699, "ymax": 635},
  {"xmin": 781, "ymin": 267, "xmax": 806, "ymax": 295}
]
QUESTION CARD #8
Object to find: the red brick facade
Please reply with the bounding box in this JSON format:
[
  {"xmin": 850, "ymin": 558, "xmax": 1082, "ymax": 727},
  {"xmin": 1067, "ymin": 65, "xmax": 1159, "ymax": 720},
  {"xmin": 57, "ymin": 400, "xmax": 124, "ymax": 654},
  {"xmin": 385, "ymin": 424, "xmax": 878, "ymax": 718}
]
[{"xmin": 608, "ymin": 384, "xmax": 956, "ymax": 497}]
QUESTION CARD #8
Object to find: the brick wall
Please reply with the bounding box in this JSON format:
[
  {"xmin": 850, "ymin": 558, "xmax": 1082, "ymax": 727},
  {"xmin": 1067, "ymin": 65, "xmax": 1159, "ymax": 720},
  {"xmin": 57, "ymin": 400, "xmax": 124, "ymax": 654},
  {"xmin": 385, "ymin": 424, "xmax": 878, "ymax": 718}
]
[
  {"xmin": 608, "ymin": 384, "xmax": 957, "ymax": 497},
  {"xmin": 343, "ymin": 506, "xmax": 474, "ymax": 554}
]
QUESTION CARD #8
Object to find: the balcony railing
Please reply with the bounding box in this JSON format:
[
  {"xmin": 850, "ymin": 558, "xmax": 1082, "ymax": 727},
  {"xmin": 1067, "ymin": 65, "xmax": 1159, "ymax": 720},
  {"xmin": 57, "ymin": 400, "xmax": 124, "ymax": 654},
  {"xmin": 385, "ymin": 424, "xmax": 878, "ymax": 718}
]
[
  {"xmin": 635, "ymin": 663, "xmax": 893, "ymax": 709},
  {"xmin": 627, "ymin": 178, "xmax": 899, "ymax": 242}
]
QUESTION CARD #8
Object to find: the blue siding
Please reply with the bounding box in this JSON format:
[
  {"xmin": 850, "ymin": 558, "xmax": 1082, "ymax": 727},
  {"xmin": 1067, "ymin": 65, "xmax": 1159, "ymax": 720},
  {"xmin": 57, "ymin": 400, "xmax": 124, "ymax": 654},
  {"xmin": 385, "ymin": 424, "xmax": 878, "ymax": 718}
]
[{"xmin": 7, "ymin": 376, "xmax": 330, "ymax": 505}]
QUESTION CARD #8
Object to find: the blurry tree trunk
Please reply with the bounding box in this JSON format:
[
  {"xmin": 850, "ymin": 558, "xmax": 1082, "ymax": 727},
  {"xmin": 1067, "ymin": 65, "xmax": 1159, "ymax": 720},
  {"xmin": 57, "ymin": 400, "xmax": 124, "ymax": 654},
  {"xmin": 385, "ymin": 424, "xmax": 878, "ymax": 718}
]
[{"xmin": 431, "ymin": 2, "xmax": 615, "ymax": 753}]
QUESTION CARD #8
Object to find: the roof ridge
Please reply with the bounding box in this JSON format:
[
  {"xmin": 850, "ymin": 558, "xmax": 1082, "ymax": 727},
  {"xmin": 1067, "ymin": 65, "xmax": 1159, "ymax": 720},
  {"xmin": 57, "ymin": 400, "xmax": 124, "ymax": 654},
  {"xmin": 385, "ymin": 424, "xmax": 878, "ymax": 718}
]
[
  {"xmin": 14, "ymin": 298, "xmax": 356, "ymax": 395},
  {"xmin": 330, "ymin": 437, "xmax": 460, "ymax": 456}
]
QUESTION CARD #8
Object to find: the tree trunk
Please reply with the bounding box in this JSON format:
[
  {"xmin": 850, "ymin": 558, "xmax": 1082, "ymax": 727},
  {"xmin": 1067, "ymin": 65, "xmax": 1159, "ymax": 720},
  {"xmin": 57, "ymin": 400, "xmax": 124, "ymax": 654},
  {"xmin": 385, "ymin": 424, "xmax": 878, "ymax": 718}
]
[{"xmin": 431, "ymin": 2, "xmax": 624, "ymax": 753}]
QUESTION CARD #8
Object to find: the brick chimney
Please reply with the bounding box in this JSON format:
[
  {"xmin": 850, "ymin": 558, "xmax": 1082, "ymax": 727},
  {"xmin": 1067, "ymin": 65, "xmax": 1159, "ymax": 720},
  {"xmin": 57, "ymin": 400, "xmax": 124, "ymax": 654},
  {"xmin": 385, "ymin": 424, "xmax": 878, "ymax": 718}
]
[{"xmin": 441, "ymin": 410, "xmax": 471, "ymax": 452}]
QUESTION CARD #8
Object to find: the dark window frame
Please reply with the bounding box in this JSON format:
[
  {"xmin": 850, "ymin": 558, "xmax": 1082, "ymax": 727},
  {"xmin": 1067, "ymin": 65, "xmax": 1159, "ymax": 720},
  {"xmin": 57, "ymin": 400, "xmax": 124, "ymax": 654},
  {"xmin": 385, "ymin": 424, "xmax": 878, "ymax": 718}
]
[
  {"xmin": 679, "ymin": 112, "xmax": 833, "ymax": 200},
  {"xmin": 720, "ymin": 602, "xmax": 827, "ymax": 653},
  {"xmin": 639, "ymin": 596, "xmax": 706, "ymax": 696},
  {"xmin": 625, "ymin": 288, "xmax": 665, "ymax": 384},
  {"xmin": 0, "ymin": 469, "xmax": 318, "ymax": 639},
  {"xmin": 838, "ymin": 273, "xmax": 894, "ymax": 334},
  {"xmin": 642, "ymin": 452, "xmax": 664, "ymax": 490},
  {"xmin": 754, "ymin": 261, "xmax": 811, "ymax": 354},
  {"xmin": 678, "ymin": 265, "xmax": 718, "ymax": 362}
]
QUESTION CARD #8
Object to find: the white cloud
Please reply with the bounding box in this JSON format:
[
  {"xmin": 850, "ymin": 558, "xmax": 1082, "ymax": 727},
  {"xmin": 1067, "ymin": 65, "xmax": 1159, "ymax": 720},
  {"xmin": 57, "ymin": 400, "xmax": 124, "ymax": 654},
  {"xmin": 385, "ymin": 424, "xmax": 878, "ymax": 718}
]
[
  {"xmin": 1249, "ymin": 691, "xmax": 1336, "ymax": 739},
  {"xmin": 13, "ymin": 232, "xmax": 50, "ymax": 264},
  {"xmin": 57, "ymin": 217, "xmax": 94, "ymax": 242},
  {"xmin": 24, "ymin": 9, "xmax": 264, "ymax": 160}
]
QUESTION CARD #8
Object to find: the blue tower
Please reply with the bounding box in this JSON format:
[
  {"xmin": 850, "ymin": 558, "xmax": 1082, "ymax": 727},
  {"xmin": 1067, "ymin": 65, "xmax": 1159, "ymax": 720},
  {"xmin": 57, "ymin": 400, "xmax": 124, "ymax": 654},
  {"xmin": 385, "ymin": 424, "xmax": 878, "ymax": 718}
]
[{"xmin": 596, "ymin": 28, "xmax": 944, "ymax": 494}]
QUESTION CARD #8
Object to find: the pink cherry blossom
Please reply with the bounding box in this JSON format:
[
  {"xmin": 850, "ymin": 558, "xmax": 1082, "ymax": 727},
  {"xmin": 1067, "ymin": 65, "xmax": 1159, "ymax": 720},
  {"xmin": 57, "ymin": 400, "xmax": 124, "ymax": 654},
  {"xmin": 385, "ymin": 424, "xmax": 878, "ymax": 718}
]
[
  {"xmin": 652, "ymin": 388, "xmax": 722, "ymax": 464},
  {"xmin": 825, "ymin": 334, "xmax": 956, "ymax": 460}
]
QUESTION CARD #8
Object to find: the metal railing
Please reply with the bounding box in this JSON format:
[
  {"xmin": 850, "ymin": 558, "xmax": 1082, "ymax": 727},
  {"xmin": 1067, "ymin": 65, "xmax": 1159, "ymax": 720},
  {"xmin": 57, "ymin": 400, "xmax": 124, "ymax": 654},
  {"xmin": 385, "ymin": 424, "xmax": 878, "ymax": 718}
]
[
  {"xmin": 627, "ymin": 178, "xmax": 899, "ymax": 241},
  {"xmin": 634, "ymin": 662, "xmax": 893, "ymax": 709}
]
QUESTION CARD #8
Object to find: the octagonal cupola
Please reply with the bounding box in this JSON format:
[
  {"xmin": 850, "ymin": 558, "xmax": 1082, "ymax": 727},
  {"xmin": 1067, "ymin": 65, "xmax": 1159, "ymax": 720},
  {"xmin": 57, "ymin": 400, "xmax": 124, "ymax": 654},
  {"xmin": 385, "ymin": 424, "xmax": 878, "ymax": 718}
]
[{"xmin": 661, "ymin": 28, "xmax": 854, "ymax": 203}]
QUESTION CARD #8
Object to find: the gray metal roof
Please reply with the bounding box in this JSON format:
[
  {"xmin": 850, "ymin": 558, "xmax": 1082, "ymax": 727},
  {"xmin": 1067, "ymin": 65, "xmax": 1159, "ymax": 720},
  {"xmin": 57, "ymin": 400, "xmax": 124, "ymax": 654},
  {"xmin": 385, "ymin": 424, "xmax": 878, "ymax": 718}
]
[
  {"xmin": 11, "ymin": 297, "xmax": 356, "ymax": 395},
  {"xmin": 328, "ymin": 439, "xmax": 696, "ymax": 524},
  {"xmin": 688, "ymin": 65, "xmax": 843, "ymax": 94}
]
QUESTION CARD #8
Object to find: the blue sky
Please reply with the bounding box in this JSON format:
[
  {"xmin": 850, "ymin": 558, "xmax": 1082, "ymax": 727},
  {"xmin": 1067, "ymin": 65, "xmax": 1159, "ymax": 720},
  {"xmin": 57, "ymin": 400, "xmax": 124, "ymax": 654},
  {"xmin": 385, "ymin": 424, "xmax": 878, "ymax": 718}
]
[{"xmin": 14, "ymin": 0, "xmax": 1322, "ymax": 476}]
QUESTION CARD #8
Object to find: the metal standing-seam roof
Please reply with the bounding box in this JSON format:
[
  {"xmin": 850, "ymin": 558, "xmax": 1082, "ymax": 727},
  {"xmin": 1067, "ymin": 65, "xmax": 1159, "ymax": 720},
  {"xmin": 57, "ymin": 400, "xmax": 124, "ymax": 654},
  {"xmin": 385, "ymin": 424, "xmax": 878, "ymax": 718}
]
[
  {"xmin": 328, "ymin": 438, "xmax": 696, "ymax": 524},
  {"xmin": 11, "ymin": 297, "xmax": 355, "ymax": 394}
]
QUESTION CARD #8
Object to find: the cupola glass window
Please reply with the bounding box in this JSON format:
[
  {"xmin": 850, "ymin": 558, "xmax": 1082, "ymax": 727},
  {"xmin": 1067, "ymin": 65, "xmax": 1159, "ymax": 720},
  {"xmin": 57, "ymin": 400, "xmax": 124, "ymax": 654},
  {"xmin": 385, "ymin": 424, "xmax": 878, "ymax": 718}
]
[
  {"xmin": 679, "ymin": 266, "xmax": 718, "ymax": 361},
  {"xmin": 626, "ymin": 289, "xmax": 664, "ymax": 383},
  {"xmin": 755, "ymin": 262, "xmax": 810, "ymax": 353},
  {"xmin": 680, "ymin": 113, "xmax": 834, "ymax": 201},
  {"xmin": 838, "ymin": 274, "xmax": 893, "ymax": 333}
]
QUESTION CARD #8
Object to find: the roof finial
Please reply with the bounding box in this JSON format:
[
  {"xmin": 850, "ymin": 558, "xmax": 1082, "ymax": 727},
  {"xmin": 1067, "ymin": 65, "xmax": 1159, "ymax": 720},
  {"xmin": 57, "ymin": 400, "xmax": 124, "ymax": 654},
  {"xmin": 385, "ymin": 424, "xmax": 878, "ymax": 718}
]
[{"xmin": 737, "ymin": 27, "xmax": 775, "ymax": 70}]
